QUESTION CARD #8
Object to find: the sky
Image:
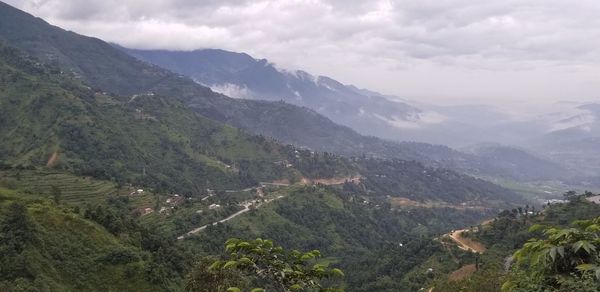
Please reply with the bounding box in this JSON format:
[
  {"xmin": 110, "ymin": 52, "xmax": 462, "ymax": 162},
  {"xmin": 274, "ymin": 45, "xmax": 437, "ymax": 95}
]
[{"xmin": 6, "ymin": 0, "xmax": 600, "ymax": 106}]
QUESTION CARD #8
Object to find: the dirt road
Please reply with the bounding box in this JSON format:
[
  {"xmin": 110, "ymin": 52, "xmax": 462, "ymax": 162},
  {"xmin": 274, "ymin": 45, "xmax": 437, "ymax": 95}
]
[{"xmin": 448, "ymin": 229, "xmax": 486, "ymax": 253}]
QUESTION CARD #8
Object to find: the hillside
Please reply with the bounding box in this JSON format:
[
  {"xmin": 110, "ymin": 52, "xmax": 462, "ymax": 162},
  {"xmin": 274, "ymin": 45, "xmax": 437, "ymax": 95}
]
[
  {"xmin": 431, "ymin": 195, "xmax": 600, "ymax": 291},
  {"xmin": 180, "ymin": 185, "xmax": 494, "ymax": 291},
  {"xmin": 119, "ymin": 46, "xmax": 580, "ymax": 183},
  {"xmin": 0, "ymin": 43, "xmax": 356, "ymax": 194},
  {"xmin": 0, "ymin": 2, "xmax": 575, "ymax": 184},
  {"xmin": 0, "ymin": 1, "xmax": 366, "ymax": 149},
  {"xmin": 0, "ymin": 188, "xmax": 179, "ymax": 291},
  {"xmin": 119, "ymin": 47, "xmax": 423, "ymax": 138},
  {"xmin": 461, "ymin": 144, "xmax": 574, "ymax": 181}
]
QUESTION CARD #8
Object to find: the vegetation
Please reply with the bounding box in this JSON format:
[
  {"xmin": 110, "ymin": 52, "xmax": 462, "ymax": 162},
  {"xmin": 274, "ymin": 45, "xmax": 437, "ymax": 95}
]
[
  {"xmin": 0, "ymin": 43, "xmax": 355, "ymax": 195},
  {"xmin": 431, "ymin": 193, "xmax": 600, "ymax": 292},
  {"xmin": 181, "ymin": 186, "xmax": 491, "ymax": 291},
  {"xmin": 187, "ymin": 238, "xmax": 343, "ymax": 291},
  {"xmin": 3, "ymin": 3, "xmax": 594, "ymax": 291},
  {"xmin": 0, "ymin": 189, "xmax": 187, "ymax": 291},
  {"xmin": 355, "ymin": 158, "xmax": 524, "ymax": 206},
  {"xmin": 504, "ymin": 216, "xmax": 600, "ymax": 291}
]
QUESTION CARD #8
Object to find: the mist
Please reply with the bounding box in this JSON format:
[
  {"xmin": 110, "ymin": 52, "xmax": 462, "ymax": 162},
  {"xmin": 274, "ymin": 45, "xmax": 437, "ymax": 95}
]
[{"xmin": 6, "ymin": 0, "xmax": 600, "ymax": 107}]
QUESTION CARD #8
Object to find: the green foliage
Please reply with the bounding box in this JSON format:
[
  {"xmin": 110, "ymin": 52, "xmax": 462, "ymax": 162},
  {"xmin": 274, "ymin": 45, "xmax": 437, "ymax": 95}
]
[
  {"xmin": 429, "ymin": 197, "xmax": 600, "ymax": 292},
  {"xmin": 197, "ymin": 238, "xmax": 343, "ymax": 292},
  {"xmin": 355, "ymin": 158, "xmax": 524, "ymax": 206},
  {"xmin": 505, "ymin": 216, "xmax": 600, "ymax": 291},
  {"xmin": 0, "ymin": 197, "xmax": 170, "ymax": 291},
  {"xmin": 185, "ymin": 256, "xmax": 246, "ymax": 292},
  {"xmin": 183, "ymin": 187, "xmax": 490, "ymax": 291},
  {"xmin": 0, "ymin": 43, "xmax": 355, "ymax": 195}
]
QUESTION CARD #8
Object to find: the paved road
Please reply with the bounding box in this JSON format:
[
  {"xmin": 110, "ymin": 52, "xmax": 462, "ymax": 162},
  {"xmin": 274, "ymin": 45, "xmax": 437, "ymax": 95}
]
[{"xmin": 177, "ymin": 196, "xmax": 284, "ymax": 240}]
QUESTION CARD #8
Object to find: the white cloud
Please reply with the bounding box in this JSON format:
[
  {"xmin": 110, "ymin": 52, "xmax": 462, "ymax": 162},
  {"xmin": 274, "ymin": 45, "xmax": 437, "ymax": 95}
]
[{"xmin": 5, "ymin": 0, "xmax": 600, "ymax": 105}]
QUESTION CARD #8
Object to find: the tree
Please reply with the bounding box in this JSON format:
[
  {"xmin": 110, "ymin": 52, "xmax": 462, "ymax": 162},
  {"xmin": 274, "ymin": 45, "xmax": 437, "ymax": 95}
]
[
  {"xmin": 185, "ymin": 257, "xmax": 246, "ymax": 292},
  {"xmin": 563, "ymin": 190, "xmax": 578, "ymax": 201},
  {"xmin": 192, "ymin": 238, "xmax": 344, "ymax": 292},
  {"xmin": 503, "ymin": 216, "xmax": 600, "ymax": 291}
]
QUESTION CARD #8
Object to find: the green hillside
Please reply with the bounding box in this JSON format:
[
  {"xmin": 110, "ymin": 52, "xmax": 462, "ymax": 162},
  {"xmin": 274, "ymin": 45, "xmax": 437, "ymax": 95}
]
[
  {"xmin": 0, "ymin": 188, "xmax": 173, "ymax": 291},
  {"xmin": 0, "ymin": 44, "xmax": 354, "ymax": 194},
  {"xmin": 180, "ymin": 185, "xmax": 493, "ymax": 291},
  {"xmin": 0, "ymin": 3, "xmax": 538, "ymax": 291},
  {"xmin": 0, "ymin": 169, "xmax": 118, "ymax": 205},
  {"xmin": 429, "ymin": 194, "xmax": 600, "ymax": 291}
]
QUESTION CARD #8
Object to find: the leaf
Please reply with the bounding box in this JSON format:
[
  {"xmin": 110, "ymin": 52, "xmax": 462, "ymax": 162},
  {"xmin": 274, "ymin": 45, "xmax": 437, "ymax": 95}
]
[
  {"xmin": 573, "ymin": 240, "xmax": 596, "ymax": 254},
  {"xmin": 238, "ymin": 257, "xmax": 252, "ymax": 265},
  {"xmin": 226, "ymin": 243, "xmax": 237, "ymax": 252},
  {"xmin": 331, "ymin": 268, "xmax": 344, "ymax": 277},
  {"xmin": 251, "ymin": 288, "xmax": 265, "ymax": 292},
  {"xmin": 556, "ymin": 246, "xmax": 565, "ymax": 259},
  {"xmin": 289, "ymin": 284, "xmax": 303, "ymax": 290},
  {"xmin": 576, "ymin": 264, "xmax": 596, "ymax": 271},
  {"xmin": 227, "ymin": 288, "xmax": 241, "ymax": 292},
  {"xmin": 226, "ymin": 238, "xmax": 240, "ymax": 245},
  {"xmin": 208, "ymin": 260, "xmax": 222, "ymax": 271},
  {"xmin": 549, "ymin": 247, "xmax": 557, "ymax": 262},
  {"xmin": 237, "ymin": 242, "xmax": 252, "ymax": 249},
  {"xmin": 528, "ymin": 224, "xmax": 545, "ymax": 232},
  {"xmin": 223, "ymin": 260, "xmax": 238, "ymax": 269},
  {"xmin": 573, "ymin": 241, "xmax": 584, "ymax": 253}
]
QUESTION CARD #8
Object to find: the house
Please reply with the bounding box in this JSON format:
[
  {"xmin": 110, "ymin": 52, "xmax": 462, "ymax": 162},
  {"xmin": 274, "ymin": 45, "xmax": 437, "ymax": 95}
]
[
  {"xmin": 165, "ymin": 194, "xmax": 185, "ymax": 206},
  {"xmin": 129, "ymin": 188, "xmax": 144, "ymax": 196},
  {"xmin": 159, "ymin": 206, "xmax": 169, "ymax": 214},
  {"xmin": 544, "ymin": 199, "xmax": 568, "ymax": 205}
]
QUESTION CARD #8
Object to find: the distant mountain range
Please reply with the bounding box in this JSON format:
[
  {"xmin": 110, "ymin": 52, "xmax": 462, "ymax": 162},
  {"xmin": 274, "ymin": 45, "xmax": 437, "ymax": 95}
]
[
  {"xmin": 0, "ymin": 1, "xmax": 526, "ymax": 199},
  {"xmin": 119, "ymin": 46, "xmax": 590, "ymax": 182},
  {"xmin": 1, "ymin": 1, "xmax": 591, "ymax": 183},
  {"xmin": 119, "ymin": 47, "xmax": 427, "ymax": 140}
]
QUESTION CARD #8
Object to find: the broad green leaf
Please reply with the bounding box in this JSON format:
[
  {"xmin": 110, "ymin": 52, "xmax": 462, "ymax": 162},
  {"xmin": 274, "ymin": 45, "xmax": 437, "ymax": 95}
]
[
  {"xmin": 238, "ymin": 257, "xmax": 252, "ymax": 265},
  {"xmin": 528, "ymin": 224, "xmax": 545, "ymax": 232},
  {"xmin": 223, "ymin": 260, "xmax": 238, "ymax": 269},
  {"xmin": 576, "ymin": 264, "xmax": 596, "ymax": 271},
  {"xmin": 331, "ymin": 268, "xmax": 344, "ymax": 277}
]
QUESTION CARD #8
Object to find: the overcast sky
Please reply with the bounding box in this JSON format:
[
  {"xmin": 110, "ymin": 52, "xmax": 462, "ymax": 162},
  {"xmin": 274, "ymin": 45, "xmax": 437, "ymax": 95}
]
[{"xmin": 7, "ymin": 0, "xmax": 600, "ymax": 106}]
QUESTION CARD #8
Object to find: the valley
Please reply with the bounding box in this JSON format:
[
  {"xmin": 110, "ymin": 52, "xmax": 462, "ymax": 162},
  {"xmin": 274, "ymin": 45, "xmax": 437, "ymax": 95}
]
[{"xmin": 0, "ymin": 1, "xmax": 599, "ymax": 291}]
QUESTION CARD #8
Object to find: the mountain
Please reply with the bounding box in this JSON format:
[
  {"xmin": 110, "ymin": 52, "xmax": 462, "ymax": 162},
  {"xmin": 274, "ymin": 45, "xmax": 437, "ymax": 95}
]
[
  {"xmin": 0, "ymin": 3, "xmax": 555, "ymax": 291},
  {"xmin": 119, "ymin": 46, "xmax": 580, "ymax": 182},
  {"xmin": 0, "ymin": 2, "xmax": 446, "ymax": 169},
  {"xmin": 0, "ymin": 43, "xmax": 357, "ymax": 194},
  {"xmin": 114, "ymin": 45, "xmax": 600, "ymax": 181},
  {"xmin": 529, "ymin": 102, "xmax": 600, "ymax": 176},
  {"xmin": 119, "ymin": 47, "xmax": 426, "ymax": 138},
  {"xmin": 0, "ymin": 191, "xmax": 174, "ymax": 291},
  {"xmin": 461, "ymin": 144, "xmax": 574, "ymax": 181}
]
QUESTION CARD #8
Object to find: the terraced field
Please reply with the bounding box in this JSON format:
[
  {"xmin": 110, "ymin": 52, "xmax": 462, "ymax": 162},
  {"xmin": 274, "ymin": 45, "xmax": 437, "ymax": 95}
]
[{"xmin": 0, "ymin": 169, "xmax": 119, "ymax": 205}]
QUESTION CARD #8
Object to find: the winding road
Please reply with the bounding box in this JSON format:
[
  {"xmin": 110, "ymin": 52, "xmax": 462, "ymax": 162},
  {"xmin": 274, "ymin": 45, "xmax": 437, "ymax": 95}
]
[{"xmin": 177, "ymin": 196, "xmax": 284, "ymax": 240}]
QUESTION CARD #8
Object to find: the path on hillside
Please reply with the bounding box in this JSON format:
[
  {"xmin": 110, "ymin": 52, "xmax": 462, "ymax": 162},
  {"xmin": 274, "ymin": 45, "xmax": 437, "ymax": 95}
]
[
  {"xmin": 177, "ymin": 195, "xmax": 284, "ymax": 240},
  {"xmin": 448, "ymin": 229, "xmax": 486, "ymax": 253},
  {"xmin": 177, "ymin": 175, "xmax": 360, "ymax": 240}
]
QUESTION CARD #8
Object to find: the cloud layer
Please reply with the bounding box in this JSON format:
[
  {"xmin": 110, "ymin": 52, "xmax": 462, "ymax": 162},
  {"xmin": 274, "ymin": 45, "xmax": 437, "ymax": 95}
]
[{"xmin": 6, "ymin": 0, "xmax": 600, "ymax": 104}]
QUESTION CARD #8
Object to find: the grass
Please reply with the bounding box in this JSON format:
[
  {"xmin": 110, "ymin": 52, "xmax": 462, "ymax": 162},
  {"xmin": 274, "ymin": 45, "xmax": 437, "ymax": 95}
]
[{"xmin": 0, "ymin": 169, "xmax": 119, "ymax": 205}]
